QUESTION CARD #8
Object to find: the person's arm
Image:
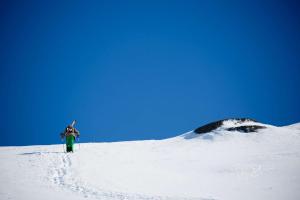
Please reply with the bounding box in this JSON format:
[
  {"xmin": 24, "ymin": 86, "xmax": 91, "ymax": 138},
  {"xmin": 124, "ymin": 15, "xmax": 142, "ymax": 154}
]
[
  {"xmin": 74, "ymin": 128, "xmax": 80, "ymax": 138},
  {"xmin": 60, "ymin": 128, "xmax": 66, "ymax": 139}
]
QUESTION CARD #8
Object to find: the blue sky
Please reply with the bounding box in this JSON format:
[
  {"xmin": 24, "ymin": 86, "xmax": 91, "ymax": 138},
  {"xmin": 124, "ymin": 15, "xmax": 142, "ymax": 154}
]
[{"xmin": 1, "ymin": 0, "xmax": 300, "ymax": 146}]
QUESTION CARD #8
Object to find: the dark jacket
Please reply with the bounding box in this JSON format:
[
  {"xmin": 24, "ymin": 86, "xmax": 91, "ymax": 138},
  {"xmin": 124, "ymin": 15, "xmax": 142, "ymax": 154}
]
[{"xmin": 60, "ymin": 127, "xmax": 80, "ymax": 139}]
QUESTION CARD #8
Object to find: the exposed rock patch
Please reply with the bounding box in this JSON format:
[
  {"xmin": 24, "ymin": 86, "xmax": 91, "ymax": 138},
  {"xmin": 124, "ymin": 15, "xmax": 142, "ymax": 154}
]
[
  {"xmin": 194, "ymin": 118, "xmax": 265, "ymax": 134},
  {"xmin": 226, "ymin": 125, "xmax": 266, "ymax": 133}
]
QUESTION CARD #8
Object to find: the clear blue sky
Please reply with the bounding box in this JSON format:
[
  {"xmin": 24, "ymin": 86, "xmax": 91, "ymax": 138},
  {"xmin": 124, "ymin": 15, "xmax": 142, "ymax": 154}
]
[{"xmin": 1, "ymin": 0, "xmax": 299, "ymax": 146}]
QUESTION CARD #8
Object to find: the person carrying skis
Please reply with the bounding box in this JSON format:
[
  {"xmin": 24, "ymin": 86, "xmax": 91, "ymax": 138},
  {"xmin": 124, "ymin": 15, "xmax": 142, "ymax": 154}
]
[{"xmin": 60, "ymin": 121, "xmax": 80, "ymax": 152}]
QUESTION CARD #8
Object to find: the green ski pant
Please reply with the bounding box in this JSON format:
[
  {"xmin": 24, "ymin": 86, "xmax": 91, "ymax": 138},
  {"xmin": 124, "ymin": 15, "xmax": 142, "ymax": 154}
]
[{"xmin": 66, "ymin": 135, "xmax": 75, "ymax": 152}]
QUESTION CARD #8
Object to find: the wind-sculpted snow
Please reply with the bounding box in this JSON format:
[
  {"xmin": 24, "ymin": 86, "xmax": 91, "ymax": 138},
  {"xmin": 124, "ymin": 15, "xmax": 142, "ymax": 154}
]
[{"xmin": 0, "ymin": 122, "xmax": 300, "ymax": 200}]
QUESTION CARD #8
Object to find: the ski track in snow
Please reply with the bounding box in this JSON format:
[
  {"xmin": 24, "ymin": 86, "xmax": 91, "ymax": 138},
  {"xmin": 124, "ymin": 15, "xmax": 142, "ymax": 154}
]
[
  {"xmin": 1, "ymin": 121, "xmax": 300, "ymax": 200},
  {"xmin": 48, "ymin": 152, "xmax": 209, "ymax": 200}
]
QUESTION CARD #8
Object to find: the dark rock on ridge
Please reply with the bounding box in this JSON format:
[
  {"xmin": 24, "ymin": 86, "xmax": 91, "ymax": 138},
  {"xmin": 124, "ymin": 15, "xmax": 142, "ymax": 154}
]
[
  {"xmin": 226, "ymin": 125, "xmax": 266, "ymax": 133},
  {"xmin": 194, "ymin": 118, "xmax": 264, "ymax": 134}
]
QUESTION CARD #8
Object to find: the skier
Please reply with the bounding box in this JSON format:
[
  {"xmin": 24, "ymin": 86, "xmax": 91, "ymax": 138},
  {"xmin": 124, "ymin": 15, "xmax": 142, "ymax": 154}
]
[{"xmin": 60, "ymin": 120, "xmax": 80, "ymax": 152}]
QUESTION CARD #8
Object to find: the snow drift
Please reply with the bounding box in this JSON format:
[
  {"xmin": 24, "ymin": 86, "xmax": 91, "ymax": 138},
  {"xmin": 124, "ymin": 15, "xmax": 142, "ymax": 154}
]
[{"xmin": 0, "ymin": 119, "xmax": 300, "ymax": 200}]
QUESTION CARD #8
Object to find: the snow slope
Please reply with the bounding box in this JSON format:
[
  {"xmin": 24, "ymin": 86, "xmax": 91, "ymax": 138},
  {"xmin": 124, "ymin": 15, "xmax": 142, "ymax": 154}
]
[
  {"xmin": 284, "ymin": 122, "xmax": 300, "ymax": 130},
  {"xmin": 1, "ymin": 122, "xmax": 300, "ymax": 200}
]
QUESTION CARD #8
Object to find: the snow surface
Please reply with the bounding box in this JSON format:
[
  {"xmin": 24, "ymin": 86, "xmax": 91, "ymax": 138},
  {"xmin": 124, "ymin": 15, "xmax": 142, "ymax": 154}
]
[
  {"xmin": 1, "ymin": 123, "xmax": 300, "ymax": 200},
  {"xmin": 284, "ymin": 122, "xmax": 300, "ymax": 130}
]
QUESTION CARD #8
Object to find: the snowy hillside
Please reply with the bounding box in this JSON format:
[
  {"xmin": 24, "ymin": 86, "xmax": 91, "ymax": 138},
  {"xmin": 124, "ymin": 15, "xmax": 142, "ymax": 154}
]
[{"xmin": 1, "ymin": 120, "xmax": 300, "ymax": 200}]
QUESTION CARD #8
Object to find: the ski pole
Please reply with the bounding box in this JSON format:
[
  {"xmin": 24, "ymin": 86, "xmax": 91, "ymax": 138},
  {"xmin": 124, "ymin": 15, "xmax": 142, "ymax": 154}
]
[
  {"xmin": 62, "ymin": 139, "xmax": 65, "ymax": 153},
  {"xmin": 78, "ymin": 137, "xmax": 81, "ymax": 150}
]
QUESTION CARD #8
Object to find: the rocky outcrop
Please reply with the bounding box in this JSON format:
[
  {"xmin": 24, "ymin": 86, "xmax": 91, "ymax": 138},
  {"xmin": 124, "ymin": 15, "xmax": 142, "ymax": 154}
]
[
  {"xmin": 194, "ymin": 118, "xmax": 265, "ymax": 134},
  {"xmin": 194, "ymin": 120, "xmax": 224, "ymax": 134},
  {"xmin": 226, "ymin": 125, "xmax": 266, "ymax": 133}
]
